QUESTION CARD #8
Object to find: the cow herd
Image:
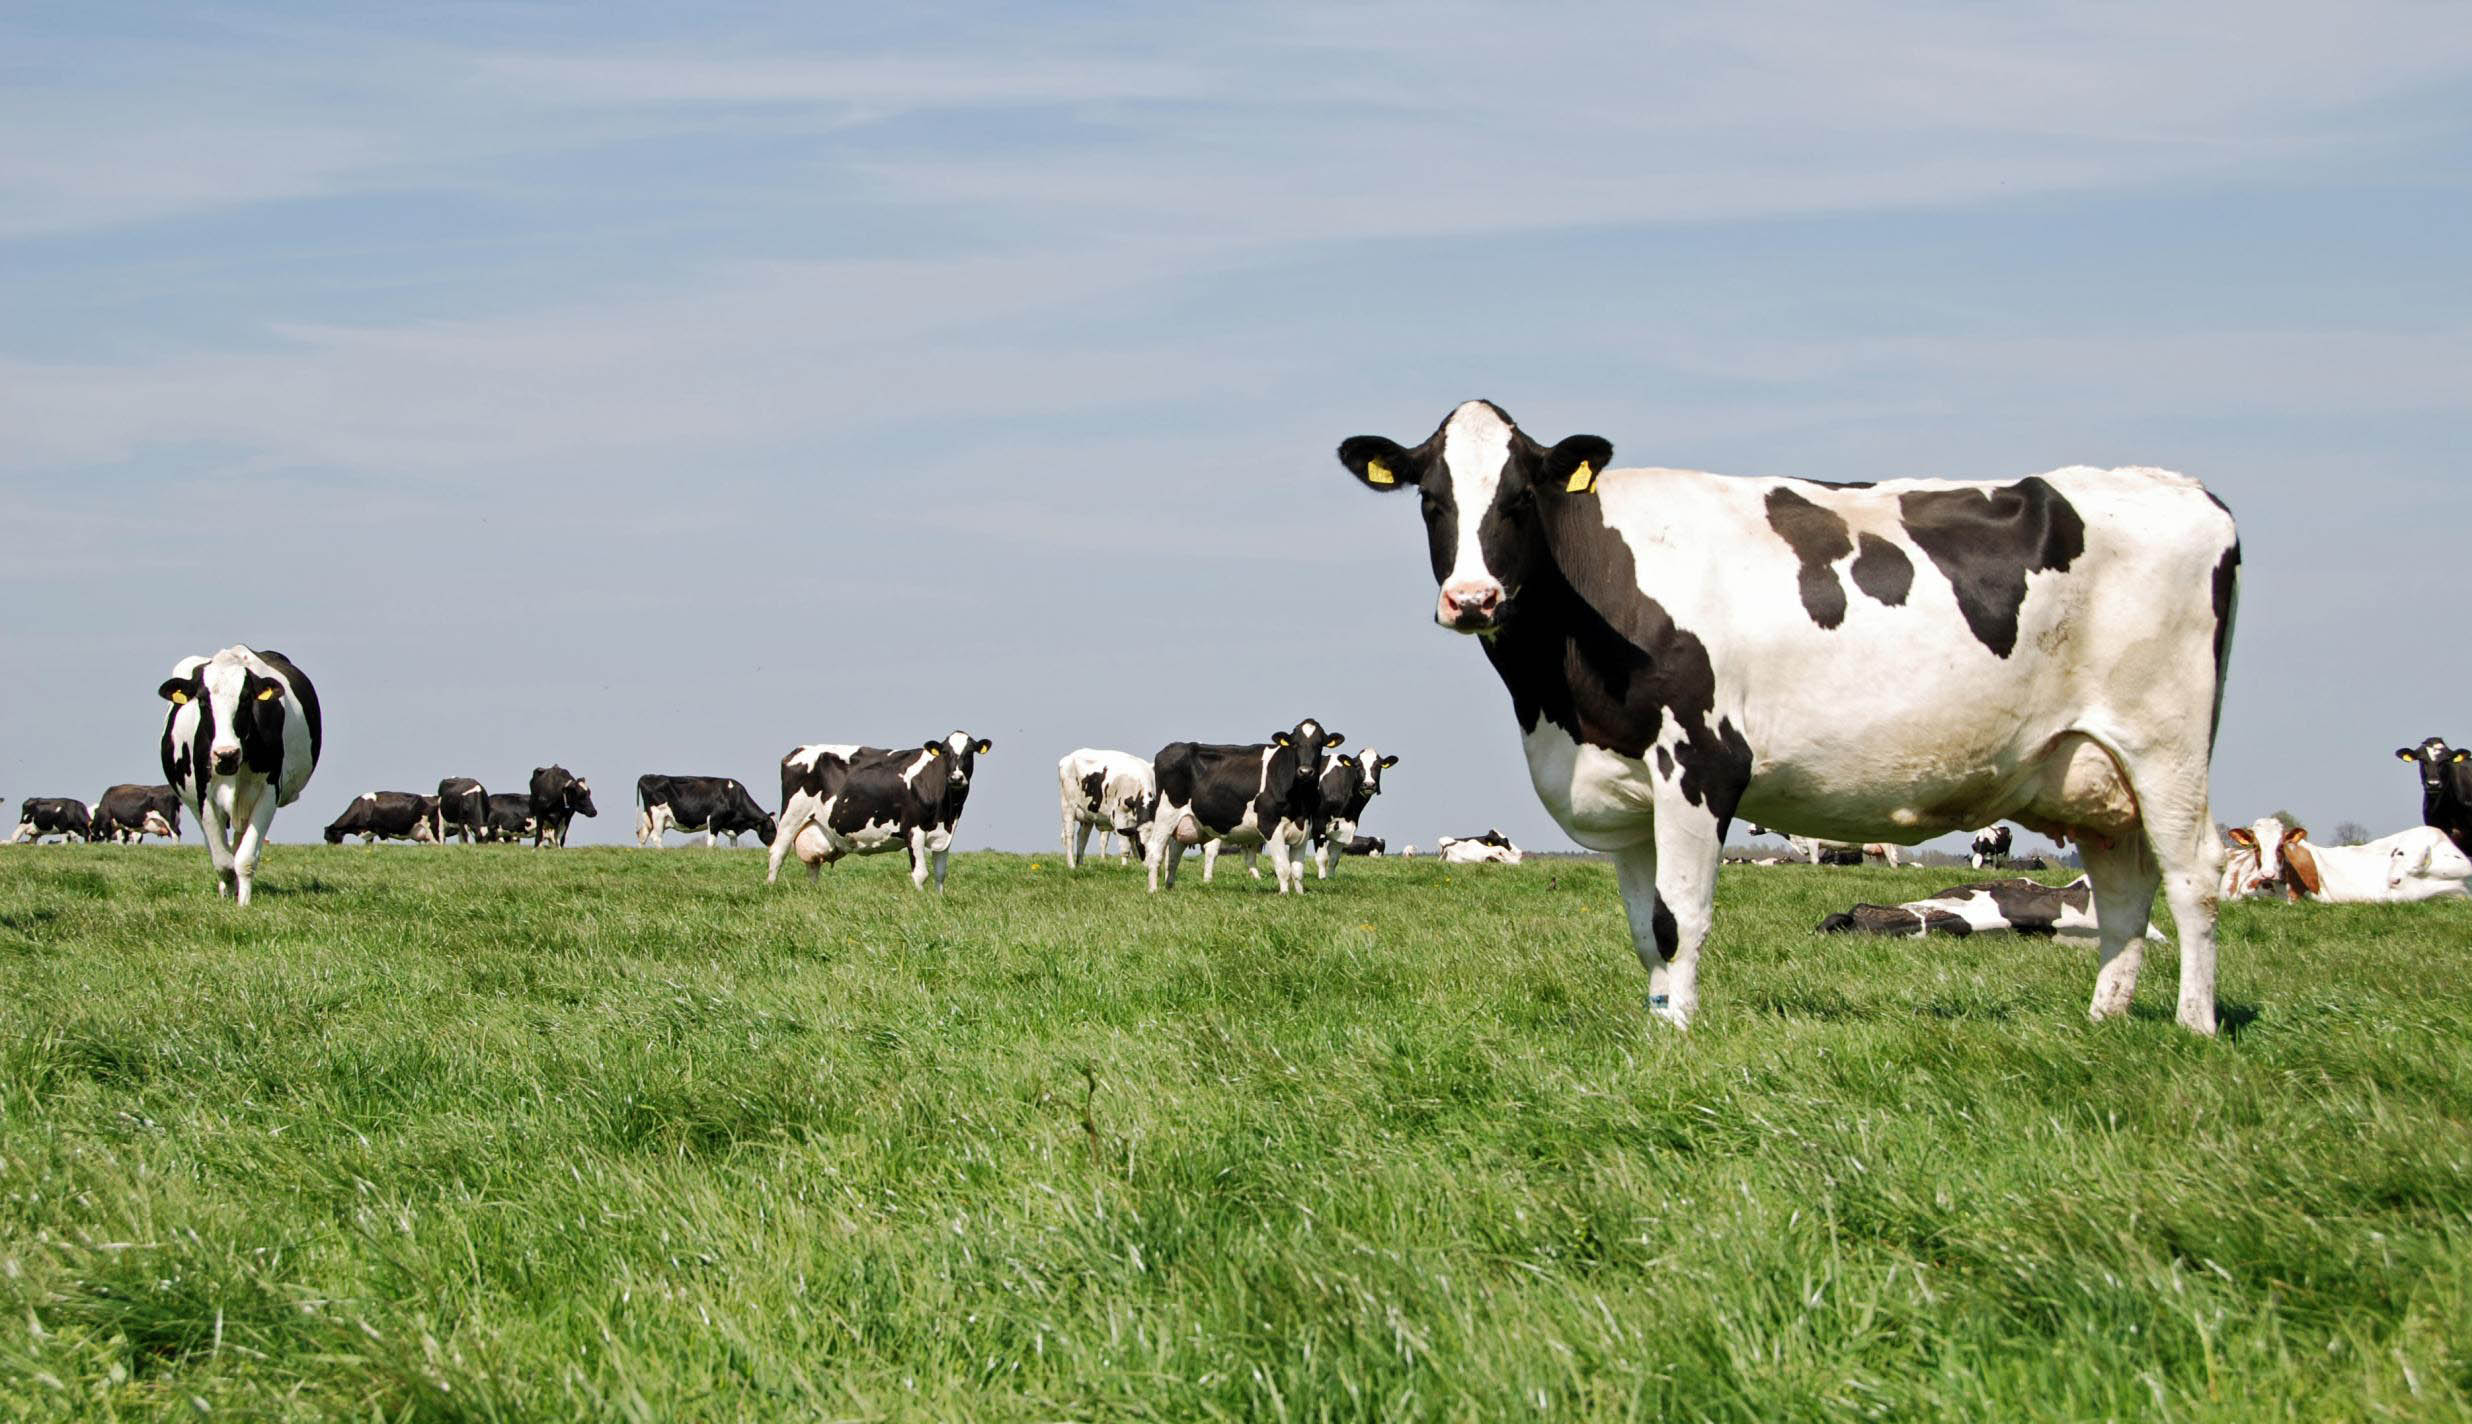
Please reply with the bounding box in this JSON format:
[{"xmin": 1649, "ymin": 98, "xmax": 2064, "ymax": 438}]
[{"xmin": 8, "ymin": 402, "xmax": 2469, "ymax": 1034}]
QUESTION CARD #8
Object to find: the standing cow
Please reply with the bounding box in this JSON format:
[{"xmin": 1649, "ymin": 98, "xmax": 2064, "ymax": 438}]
[
  {"xmin": 1338, "ymin": 400, "xmax": 2239, "ymax": 1032},
  {"xmin": 1969, "ymin": 825, "xmax": 2014, "ymax": 870},
  {"xmin": 635, "ymin": 774, "xmax": 777, "ymax": 847},
  {"xmin": 482, "ymin": 793, "xmax": 537, "ymax": 843},
  {"xmin": 157, "ymin": 645, "xmax": 322, "ymax": 904},
  {"xmin": 1143, "ymin": 718, "xmax": 1343, "ymax": 893},
  {"xmin": 10, "ymin": 798, "xmax": 93, "ymax": 844},
  {"xmin": 1310, "ymin": 748, "xmax": 1398, "ymax": 880},
  {"xmin": 437, "ymin": 777, "xmax": 489, "ymax": 843},
  {"xmin": 1058, "ymin": 749, "xmax": 1155, "ymax": 869},
  {"xmin": 323, "ymin": 792, "xmax": 444, "ymax": 845},
  {"xmin": 92, "ymin": 784, "xmax": 183, "ymax": 843},
  {"xmin": 776, "ymin": 732, "xmax": 992, "ymax": 890},
  {"xmin": 2395, "ymin": 738, "xmax": 2472, "ymax": 857},
  {"xmin": 528, "ymin": 766, "xmax": 596, "ymax": 848}
]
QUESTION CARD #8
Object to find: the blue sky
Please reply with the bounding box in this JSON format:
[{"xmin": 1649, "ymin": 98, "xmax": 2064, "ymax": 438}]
[{"xmin": 4, "ymin": 1, "xmax": 2468, "ymax": 853}]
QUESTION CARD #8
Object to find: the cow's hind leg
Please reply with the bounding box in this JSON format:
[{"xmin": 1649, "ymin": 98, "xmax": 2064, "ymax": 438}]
[
  {"xmin": 2111, "ymin": 754, "xmax": 2225, "ymax": 1035},
  {"xmin": 2080, "ymin": 834, "xmax": 2161, "ymax": 1023}
]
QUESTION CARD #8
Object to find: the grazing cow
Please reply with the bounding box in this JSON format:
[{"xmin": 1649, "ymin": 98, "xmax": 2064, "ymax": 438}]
[
  {"xmin": 1345, "ymin": 836, "xmax": 1386, "ymax": 857},
  {"xmin": 437, "ymin": 778, "xmax": 489, "ymax": 842},
  {"xmin": 1058, "ymin": 749, "xmax": 1155, "ymax": 869},
  {"xmin": 1143, "ymin": 718, "xmax": 1343, "ymax": 893},
  {"xmin": 1969, "ymin": 825, "xmax": 2013, "ymax": 869},
  {"xmin": 1818, "ymin": 875, "xmax": 2169, "ymax": 943},
  {"xmin": 1310, "ymin": 748, "xmax": 1399, "ymax": 880},
  {"xmin": 776, "ymin": 732, "xmax": 992, "ymax": 890},
  {"xmin": 2396, "ymin": 738, "xmax": 2472, "ymax": 856},
  {"xmin": 1785, "ymin": 836, "xmax": 1901, "ymax": 867},
  {"xmin": 636, "ymin": 774, "xmax": 777, "ymax": 847},
  {"xmin": 92, "ymin": 784, "xmax": 183, "ymax": 843},
  {"xmin": 482, "ymin": 793, "xmax": 537, "ymax": 843},
  {"xmin": 1339, "ymin": 400, "xmax": 2240, "ymax": 1032},
  {"xmin": 527, "ymin": 766, "xmax": 596, "ymax": 848},
  {"xmin": 323, "ymin": 792, "xmax": 444, "ymax": 845},
  {"xmin": 10, "ymin": 798, "xmax": 92, "ymax": 844},
  {"xmin": 2222, "ymin": 819, "xmax": 2470, "ymax": 904},
  {"xmin": 158, "ymin": 645, "xmax": 322, "ymax": 905},
  {"xmin": 1438, "ymin": 829, "xmax": 1523, "ymax": 865}
]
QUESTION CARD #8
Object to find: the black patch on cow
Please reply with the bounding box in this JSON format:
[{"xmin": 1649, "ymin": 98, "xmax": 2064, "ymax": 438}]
[
  {"xmin": 2208, "ymin": 540, "xmax": 2240, "ymax": 742},
  {"xmin": 1152, "ymin": 720, "xmax": 1339, "ymax": 855},
  {"xmin": 1897, "ymin": 478, "xmax": 2086, "ymax": 658},
  {"xmin": 254, "ymin": 649, "xmax": 322, "ymax": 765},
  {"xmin": 438, "ymin": 778, "xmax": 489, "ymax": 837},
  {"xmin": 324, "ymin": 791, "xmax": 438, "ymax": 844},
  {"xmin": 1650, "ymin": 899, "xmax": 1678, "ymax": 960},
  {"xmin": 1654, "ymin": 746, "xmax": 1673, "ymax": 780},
  {"xmin": 1848, "ymin": 534, "xmax": 1913, "ymax": 606},
  {"xmin": 92, "ymin": 784, "xmax": 181, "ymax": 841},
  {"xmin": 1765, "ymin": 487, "xmax": 1855, "ymax": 629},
  {"xmin": 1818, "ymin": 903, "xmax": 1973, "ymax": 936}
]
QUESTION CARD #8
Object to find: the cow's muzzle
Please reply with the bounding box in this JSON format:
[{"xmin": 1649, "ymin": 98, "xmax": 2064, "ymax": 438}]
[
  {"xmin": 211, "ymin": 745, "xmax": 242, "ymax": 776},
  {"xmin": 1436, "ymin": 580, "xmax": 1505, "ymax": 632}
]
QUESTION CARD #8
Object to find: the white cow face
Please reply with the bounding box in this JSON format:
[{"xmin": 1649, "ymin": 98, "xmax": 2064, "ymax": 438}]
[
  {"xmin": 1338, "ymin": 400, "xmax": 1612, "ymax": 634},
  {"xmin": 2223, "ymin": 818, "xmax": 2307, "ymax": 900}
]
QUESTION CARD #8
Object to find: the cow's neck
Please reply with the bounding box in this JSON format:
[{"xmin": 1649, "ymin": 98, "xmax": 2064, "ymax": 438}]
[{"xmin": 1476, "ymin": 557, "xmax": 1659, "ymax": 759}]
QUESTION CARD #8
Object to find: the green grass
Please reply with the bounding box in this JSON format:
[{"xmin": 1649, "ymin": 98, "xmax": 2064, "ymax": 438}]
[{"xmin": 1, "ymin": 844, "xmax": 2467, "ymax": 1421}]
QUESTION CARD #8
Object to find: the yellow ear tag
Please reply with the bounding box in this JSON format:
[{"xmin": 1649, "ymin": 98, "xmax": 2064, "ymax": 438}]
[
  {"xmin": 170, "ymin": 690, "xmax": 189, "ymax": 705},
  {"xmin": 257, "ymin": 686, "xmax": 280, "ymax": 702},
  {"xmin": 1564, "ymin": 461, "xmax": 1595, "ymax": 494},
  {"xmin": 1366, "ymin": 459, "xmax": 1395, "ymax": 486}
]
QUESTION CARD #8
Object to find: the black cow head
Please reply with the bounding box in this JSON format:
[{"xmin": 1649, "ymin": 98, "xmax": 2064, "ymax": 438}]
[
  {"xmin": 2397, "ymin": 737, "xmax": 2468, "ymax": 798},
  {"xmin": 1274, "ymin": 718, "xmax": 1342, "ymax": 768},
  {"xmin": 1339, "ymin": 400, "xmax": 1611, "ymax": 634},
  {"xmin": 926, "ymin": 732, "xmax": 994, "ymax": 791},
  {"xmin": 567, "ymin": 778, "xmax": 597, "ymax": 818}
]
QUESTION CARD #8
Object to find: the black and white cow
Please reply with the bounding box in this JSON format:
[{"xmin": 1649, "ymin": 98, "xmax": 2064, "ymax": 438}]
[
  {"xmin": 1143, "ymin": 718, "xmax": 1343, "ymax": 893},
  {"xmin": 1969, "ymin": 825, "xmax": 2013, "ymax": 869},
  {"xmin": 527, "ymin": 766, "xmax": 596, "ymax": 848},
  {"xmin": 158, "ymin": 645, "xmax": 321, "ymax": 905},
  {"xmin": 482, "ymin": 792, "xmax": 537, "ymax": 843},
  {"xmin": 10, "ymin": 798, "xmax": 92, "ymax": 844},
  {"xmin": 774, "ymin": 732, "xmax": 992, "ymax": 890},
  {"xmin": 1344, "ymin": 835, "xmax": 1386, "ymax": 856},
  {"xmin": 2396, "ymin": 737, "xmax": 2472, "ymax": 857},
  {"xmin": 437, "ymin": 777, "xmax": 489, "ymax": 843},
  {"xmin": 1817, "ymin": 875, "xmax": 2168, "ymax": 944},
  {"xmin": 1438, "ymin": 829, "xmax": 1523, "ymax": 865},
  {"xmin": 323, "ymin": 792, "xmax": 444, "ymax": 845},
  {"xmin": 1059, "ymin": 749, "xmax": 1154, "ymax": 869},
  {"xmin": 636, "ymin": 774, "xmax": 777, "ymax": 847},
  {"xmin": 92, "ymin": 784, "xmax": 182, "ymax": 843},
  {"xmin": 1339, "ymin": 400, "xmax": 2240, "ymax": 1032},
  {"xmin": 765, "ymin": 743, "xmax": 890, "ymax": 881},
  {"xmin": 1310, "ymin": 748, "xmax": 1398, "ymax": 880}
]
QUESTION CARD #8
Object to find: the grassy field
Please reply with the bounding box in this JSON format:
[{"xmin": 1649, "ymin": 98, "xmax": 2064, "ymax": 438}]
[{"xmin": 1, "ymin": 844, "xmax": 2467, "ymax": 1421}]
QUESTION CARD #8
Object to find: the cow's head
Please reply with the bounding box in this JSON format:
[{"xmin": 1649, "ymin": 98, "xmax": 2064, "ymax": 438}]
[
  {"xmin": 1358, "ymin": 747, "xmax": 1398, "ymax": 797},
  {"xmin": 160, "ymin": 647, "xmax": 287, "ymax": 778},
  {"xmin": 2396, "ymin": 738, "xmax": 2468, "ymax": 797},
  {"xmin": 929, "ymin": 731, "xmax": 994, "ymax": 789},
  {"xmin": 1274, "ymin": 718, "xmax": 1342, "ymax": 770},
  {"xmin": 2224, "ymin": 819, "xmax": 2317, "ymax": 901},
  {"xmin": 1339, "ymin": 400, "xmax": 1611, "ymax": 634},
  {"xmin": 567, "ymin": 778, "xmax": 598, "ymax": 819}
]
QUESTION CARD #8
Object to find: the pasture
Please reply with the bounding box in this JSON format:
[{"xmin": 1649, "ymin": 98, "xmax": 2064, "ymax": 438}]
[{"xmin": 2, "ymin": 847, "xmax": 2466, "ymax": 1420}]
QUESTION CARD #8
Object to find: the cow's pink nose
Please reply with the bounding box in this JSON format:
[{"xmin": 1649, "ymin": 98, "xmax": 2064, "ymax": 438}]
[{"xmin": 1439, "ymin": 581, "xmax": 1502, "ymax": 622}]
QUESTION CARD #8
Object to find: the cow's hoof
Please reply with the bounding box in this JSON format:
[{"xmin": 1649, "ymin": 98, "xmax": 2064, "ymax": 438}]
[
  {"xmin": 2177, "ymin": 1003, "xmax": 2218, "ymax": 1036},
  {"xmin": 1647, "ymin": 994, "xmax": 1691, "ymax": 1030}
]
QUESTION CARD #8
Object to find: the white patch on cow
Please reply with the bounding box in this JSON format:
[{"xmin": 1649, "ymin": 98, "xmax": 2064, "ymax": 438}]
[{"xmin": 1436, "ymin": 401, "xmax": 1514, "ymax": 616}]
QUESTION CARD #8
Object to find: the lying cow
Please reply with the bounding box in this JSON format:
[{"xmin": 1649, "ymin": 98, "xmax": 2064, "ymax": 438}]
[
  {"xmin": 2222, "ymin": 819, "xmax": 2470, "ymax": 904},
  {"xmin": 1143, "ymin": 718, "xmax": 1343, "ymax": 893},
  {"xmin": 482, "ymin": 793, "xmax": 537, "ymax": 843},
  {"xmin": 92, "ymin": 784, "xmax": 182, "ymax": 842},
  {"xmin": 10, "ymin": 798, "xmax": 92, "ymax": 843},
  {"xmin": 636, "ymin": 774, "xmax": 776, "ymax": 847},
  {"xmin": 323, "ymin": 792, "xmax": 444, "ymax": 845},
  {"xmin": 1344, "ymin": 836, "xmax": 1386, "ymax": 857},
  {"xmin": 1438, "ymin": 829, "xmax": 1522, "ymax": 865},
  {"xmin": 1969, "ymin": 825, "xmax": 2013, "ymax": 869},
  {"xmin": 777, "ymin": 732, "xmax": 992, "ymax": 890},
  {"xmin": 1338, "ymin": 400, "xmax": 2239, "ymax": 1032},
  {"xmin": 1819, "ymin": 875, "xmax": 2168, "ymax": 943},
  {"xmin": 159, "ymin": 646, "xmax": 321, "ymax": 904},
  {"xmin": 1058, "ymin": 749, "xmax": 1154, "ymax": 869},
  {"xmin": 528, "ymin": 765, "xmax": 596, "ymax": 848},
  {"xmin": 437, "ymin": 777, "xmax": 489, "ymax": 842}
]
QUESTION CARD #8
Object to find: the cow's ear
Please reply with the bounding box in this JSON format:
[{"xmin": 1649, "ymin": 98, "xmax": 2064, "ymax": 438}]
[
  {"xmin": 924, "ymin": 740, "xmax": 945, "ymax": 756},
  {"xmin": 2225, "ymin": 827, "xmax": 2256, "ymax": 848},
  {"xmin": 2397, "ymin": 747, "xmax": 2418, "ymax": 763},
  {"xmin": 2282, "ymin": 824, "xmax": 2309, "ymax": 843},
  {"xmin": 1323, "ymin": 732, "xmax": 1344, "ymax": 750},
  {"xmin": 1539, "ymin": 435, "xmax": 1614, "ymax": 496},
  {"xmin": 1338, "ymin": 436, "xmax": 1417, "ymax": 492},
  {"xmin": 973, "ymin": 739, "xmax": 993, "ymax": 756},
  {"xmin": 1274, "ymin": 733, "xmax": 1292, "ymax": 747},
  {"xmin": 158, "ymin": 679, "xmax": 191, "ymax": 704},
  {"xmin": 2454, "ymin": 750, "xmax": 2470, "ymax": 764},
  {"xmin": 1380, "ymin": 755, "xmax": 1399, "ymax": 770}
]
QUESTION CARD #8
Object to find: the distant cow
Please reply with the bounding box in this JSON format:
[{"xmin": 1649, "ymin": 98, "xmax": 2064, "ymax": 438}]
[
  {"xmin": 1344, "ymin": 836, "xmax": 1386, "ymax": 857},
  {"xmin": 2223, "ymin": 819, "xmax": 2470, "ymax": 904},
  {"xmin": 1969, "ymin": 825, "xmax": 2013, "ymax": 870},
  {"xmin": 527, "ymin": 766, "xmax": 596, "ymax": 848},
  {"xmin": 636, "ymin": 775, "xmax": 776, "ymax": 847},
  {"xmin": 437, "ymin": 778, "xmax": 489, "ymax": 842},
  {"xmin": 1144, "ymin": 718, "xmax": 1343, "ymax": 893},
  {"xmin": 1819, "ymin": 875, "xmax": 2169, "ymax": 943},
  {"xmin": 159, "ymin": 646, "xmax": 321, "ymax": 904},
  {"xmin": 482, "ymin": 793, "xmax": 537, "ymax": 843},
  {"xmin": 1310, "ymin": 748, "xmax": 1398, "ymax": 880},
  {"xmin": 1438, "ymin": 829, "xmax": 1522, "ymax": 865},
  {"xmin": 11, "ymin": 798, "xmax": 92, "ymax": 844},
  {"xmin": 1788, "ymin": 836, "xmax": 1902, "ymax": 867},
  {"xmin": 92, "ymin": 784, "xmax": 182, "ymax": 843},
  {"xmin": 1338, "ymin": 400, "xmax": 2239, "ymax": 1032},
  {"xmin": 1058, "ymin": 749, "xmax": 1154, "ymax": 869},
  {"xmin": 323, "ymin": 792, "xmax": 444, "ymax": 845},
  {"xmin": 2396, "ymin": 738, "xmax": 2472, "ymax": 857},
  {"xmin": 766, "ymin": 743, "xmax": 892, "ymax": 881},
  {"xmin": 776, "ymin": 732, "xmax": 992, "ymax": 890}
]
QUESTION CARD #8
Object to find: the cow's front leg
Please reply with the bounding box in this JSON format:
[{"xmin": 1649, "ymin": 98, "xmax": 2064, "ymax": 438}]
[
  {"xmin": 1612, "ymin": 809, "xmax": 1724, "ymax": 1029},
  {"xmin": 231, "ymin": 788, "xmax": 278, "ymax": 908},
  {"xmin": 1266, "ymin": 832, "xmax": 1301, "ymax": 894},
  {"xmin": 197, "ymin": 799, "xmax": 238, "ymax": 896},
  {"xmin": 908, "ymin": 829, "xmax": 933, "ymax": 890}
]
